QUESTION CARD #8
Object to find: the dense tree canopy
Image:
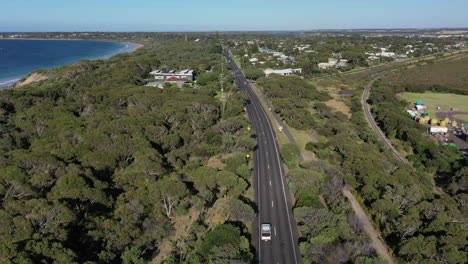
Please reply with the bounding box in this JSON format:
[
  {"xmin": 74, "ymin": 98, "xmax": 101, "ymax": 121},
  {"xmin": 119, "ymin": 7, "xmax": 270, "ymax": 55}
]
[{"xmin": 0, "ymin": 36, "xmax": 256, "ymax": 263}]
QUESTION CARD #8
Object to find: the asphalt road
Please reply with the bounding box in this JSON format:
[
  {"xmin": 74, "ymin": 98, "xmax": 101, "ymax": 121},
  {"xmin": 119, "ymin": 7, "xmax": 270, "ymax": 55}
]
[{"xmin": 224, "ymin": 48, "xmax": 302, "ymax": 264}]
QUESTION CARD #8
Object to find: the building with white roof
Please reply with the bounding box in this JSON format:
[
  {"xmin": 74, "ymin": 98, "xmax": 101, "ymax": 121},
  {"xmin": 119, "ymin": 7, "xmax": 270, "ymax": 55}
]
[
  {"xmin": 150, "ymin": 69, "xmax": 194, "ymax": 81},
  {"xmin": 263, "ymin": 68, "xmax": 302, "ymax": 76}
]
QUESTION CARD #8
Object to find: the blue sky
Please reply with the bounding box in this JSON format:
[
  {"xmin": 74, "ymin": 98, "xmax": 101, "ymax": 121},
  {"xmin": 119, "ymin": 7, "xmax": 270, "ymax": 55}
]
[{"xmin": 1, "ymin": 0, "xmax": 467, "ymax": 31}]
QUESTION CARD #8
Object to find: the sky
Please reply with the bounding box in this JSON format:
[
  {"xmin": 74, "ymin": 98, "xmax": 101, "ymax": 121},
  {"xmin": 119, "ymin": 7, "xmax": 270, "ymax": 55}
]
[{"xmin": 1, "ymin": 0, "xmax": 467, "ymax": 32}]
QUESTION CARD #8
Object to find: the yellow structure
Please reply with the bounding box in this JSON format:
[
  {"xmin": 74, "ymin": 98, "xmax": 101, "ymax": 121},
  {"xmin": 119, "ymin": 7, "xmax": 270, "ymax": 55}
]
[
  {"xmin": 444, "ymin": 117, "xmax": 450, "ymax": 123},
  {"xmin": 440, "ymin": 120, "xmax": 447, "ymax": 126},
  {"xmin": 431, "ymin": 119, "xmax": 439, "ymax": 125}
]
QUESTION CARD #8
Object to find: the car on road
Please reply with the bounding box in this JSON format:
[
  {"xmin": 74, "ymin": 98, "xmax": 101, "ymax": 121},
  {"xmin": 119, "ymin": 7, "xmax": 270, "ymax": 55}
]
[{"xmin": 261, "ymin": 224, "xmax": 272, "ymax": 241}]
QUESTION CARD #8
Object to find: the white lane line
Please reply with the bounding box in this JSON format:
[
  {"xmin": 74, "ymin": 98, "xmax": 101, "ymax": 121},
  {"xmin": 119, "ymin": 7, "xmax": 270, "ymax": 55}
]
[
  {"xmin": 274, "ymin": 227, "xmax": 277, "ymax": 236},
  {"xmin": 258, "ymin": 98, "xmax": 299, "ymax": 264},
  {"xmin": 267, "ymin": 164, "xmax": 270, "ymax": 169},
  {"xmin": 271, "ymin": 200, "xmax": 274, "ymax": 207},
  {"xmin": 264, "ymin": 140, "xmax": 267, "ymax": 144},
  {"xmin": 269, "ymin": 180, "xmax": 272, "ymax": 186}
]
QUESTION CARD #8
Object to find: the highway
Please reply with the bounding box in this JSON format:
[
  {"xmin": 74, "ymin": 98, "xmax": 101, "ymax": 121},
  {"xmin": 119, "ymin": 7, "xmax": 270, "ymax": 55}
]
[{"xmin": 224, "ymin": 48, "xmax": 302, "ymax": 264}]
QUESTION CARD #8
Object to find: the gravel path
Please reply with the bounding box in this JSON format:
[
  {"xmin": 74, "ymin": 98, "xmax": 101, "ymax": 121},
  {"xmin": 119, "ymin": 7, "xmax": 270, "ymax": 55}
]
[{"xmin": 343, "ymin": 189, "xmax": 396, "ymax": 264}]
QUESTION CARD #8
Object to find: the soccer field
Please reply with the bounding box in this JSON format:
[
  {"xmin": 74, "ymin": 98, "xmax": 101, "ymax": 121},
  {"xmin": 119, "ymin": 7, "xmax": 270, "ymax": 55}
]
[{"xmin": 399, "ymin": 92, "xmax": 468, "ymax": 117}]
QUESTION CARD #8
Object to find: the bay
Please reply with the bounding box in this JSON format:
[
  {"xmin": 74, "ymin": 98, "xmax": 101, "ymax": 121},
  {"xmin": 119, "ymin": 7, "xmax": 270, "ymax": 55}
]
[{"xmin": 0, "ymin": 39, "xmax": 138, "ymax": 87}]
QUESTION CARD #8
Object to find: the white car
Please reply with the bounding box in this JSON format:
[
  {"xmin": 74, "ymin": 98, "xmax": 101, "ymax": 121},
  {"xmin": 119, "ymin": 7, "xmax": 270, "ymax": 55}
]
[{"xmin": 261, "ymin": 224, "xmax": 272, "ymax": 241}]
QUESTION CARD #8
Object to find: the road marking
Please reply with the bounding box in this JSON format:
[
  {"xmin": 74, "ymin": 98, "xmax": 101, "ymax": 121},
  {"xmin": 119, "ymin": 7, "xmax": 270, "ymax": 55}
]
[
  {"xmin": 271, "ymin": 201, "xmax": 274, "ymax": 207},
  {"xmin": 267, "ymin": 164, "xmax": 270, "ymax": 169},
  {"xmin": 269, "ymin": 180, "xmax": 272, "ymax": 186},
  {"xmin": 274, "ymin": 227, "xmax": 277, "ymax": 236},
  {"xmin": 264, "ymin": 140, "xmax": 267, "ymax": 144}
]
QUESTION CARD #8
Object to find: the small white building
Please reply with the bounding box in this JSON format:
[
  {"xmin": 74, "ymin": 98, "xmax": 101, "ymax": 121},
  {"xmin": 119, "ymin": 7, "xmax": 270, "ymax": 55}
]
[
  {"xmin": 429, "ymin": 126, "xmax": 448, "ymax": 134},
  {"xmin": 264, "ymin": 68, "xmax": 302, "ymax": 76},
  {"xmin": 416, "ymin": 105, "xmax": 427, "ymax": 110}
]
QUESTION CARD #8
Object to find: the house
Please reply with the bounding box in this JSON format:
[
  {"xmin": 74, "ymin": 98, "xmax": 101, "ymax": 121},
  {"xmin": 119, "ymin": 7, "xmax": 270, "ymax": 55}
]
[
  {"xmin": 150, "ymin": 69, "xmax": 194, "ymax": 81},
  {"xmin": 318, "ymin": 58, "xmax": 338, "ymax": 69},
  {"xmin": 145, "ymin": 76, "xmax": 189, "ymax": 88},
  {"xmin": 145, "ymin": 81, "xmax": 165, "ymax": 88},
  {"xmin": 278, "ymin": 55, "xmax": 295, "ymax": 64},
  {"xmin": 380, "ymin": 51, "xmax": 396, "ymax": 57},
  {"xmin": 336, "ymin": 59, "xmax": 348, "ymax": 67},
  {"xmin": 263, "ymin": 68, "xmax": 302, "ymax": 76},
  {"xmin": 332, "ymin": 52, "xmax": 342, "ymax": 58}
]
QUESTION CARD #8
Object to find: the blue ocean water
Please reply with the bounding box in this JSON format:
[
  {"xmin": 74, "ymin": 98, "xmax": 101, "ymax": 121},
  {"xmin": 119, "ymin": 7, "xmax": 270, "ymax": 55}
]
[{"xmin": 0, "ymin": 39, "xmax": 138, "ymax": 87}]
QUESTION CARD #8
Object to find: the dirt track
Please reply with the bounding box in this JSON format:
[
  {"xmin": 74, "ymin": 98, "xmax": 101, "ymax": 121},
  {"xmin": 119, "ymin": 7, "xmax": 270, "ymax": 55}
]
[{"xmin": 343, "ymin": 189, "xmax": 396, "ymax": 264}]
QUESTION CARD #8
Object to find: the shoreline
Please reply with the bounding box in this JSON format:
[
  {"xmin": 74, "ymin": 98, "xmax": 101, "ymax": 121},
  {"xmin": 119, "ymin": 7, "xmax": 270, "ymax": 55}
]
[{"xmin": 0, "ymin": 39, "xmax": 144, "ymax": 89}]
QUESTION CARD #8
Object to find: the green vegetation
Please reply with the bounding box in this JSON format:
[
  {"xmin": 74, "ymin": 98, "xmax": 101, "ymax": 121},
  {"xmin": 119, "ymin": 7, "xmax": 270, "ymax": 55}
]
[
  {"xmin": 370, "ymin": 81, "xmax": 466, "ymax": 187},
  {"xmin": 243, "ymin": 68, "xmax": 265, "ymax": 80},
  {"xmin": 259, "ymin": 72, "xmax": 467, "ymax": 263},
  {"xmin": 0, "ymin": 36, "xmax": 257, "ymax": 263},
  {"xmin": 256, "ymin": 76, "xmax": 386, "ymax": 263},
  {"xmin": 257, "ymin": 75, "xmax": 330, "ymax": 130},
  {"xmin": 399, "ymin": 92, "xmax": 468, "ymax": 116},
  {"xmin": 385, "ymin": 54, "xmax": 468, "ymax": 91}
]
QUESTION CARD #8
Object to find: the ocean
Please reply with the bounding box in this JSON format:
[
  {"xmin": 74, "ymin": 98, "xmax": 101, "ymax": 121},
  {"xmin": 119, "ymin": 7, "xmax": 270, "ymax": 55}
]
[{"xmin": 0, "ymin": 39, "xmax": 139, "ymax": 87}]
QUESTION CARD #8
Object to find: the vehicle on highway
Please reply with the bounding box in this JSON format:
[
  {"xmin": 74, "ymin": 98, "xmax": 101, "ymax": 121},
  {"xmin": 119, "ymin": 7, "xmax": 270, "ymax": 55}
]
[{"xmin": 261, "ymin": 224, "xmax": 272, "ymax": 241}]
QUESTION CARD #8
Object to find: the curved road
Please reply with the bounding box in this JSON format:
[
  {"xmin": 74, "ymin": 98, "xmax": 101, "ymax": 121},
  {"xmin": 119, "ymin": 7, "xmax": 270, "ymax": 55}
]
[{"xmin": 224, "ymin": 48, "xmax": 302, "ymax": 264}]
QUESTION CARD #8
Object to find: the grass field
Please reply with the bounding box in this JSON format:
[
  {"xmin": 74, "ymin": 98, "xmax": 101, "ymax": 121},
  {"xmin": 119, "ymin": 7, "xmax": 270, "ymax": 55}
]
[
  {"xmin": 399, "ymin": 92, "xmax": 468, "ymax": 116},
  {"xmin": 386, "ymin": 53, "xmax": 468, "ymax": 89}
]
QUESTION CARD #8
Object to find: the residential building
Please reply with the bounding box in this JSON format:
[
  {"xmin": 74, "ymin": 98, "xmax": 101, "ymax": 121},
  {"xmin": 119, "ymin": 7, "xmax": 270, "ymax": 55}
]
[
  {"xmin": 263, "ymin": 68, "xmax": 302, "ymax": 76},
  {"xmin": 318, "ymin": 58, "xmax": 338, "ymax": 69},
  {"xmin": 149, "ymin": 69, "xmax": 194, "ymax": 81},
  {"xmin": 145, "ymin": 76, "xmax": 189, "ymax": 88}
]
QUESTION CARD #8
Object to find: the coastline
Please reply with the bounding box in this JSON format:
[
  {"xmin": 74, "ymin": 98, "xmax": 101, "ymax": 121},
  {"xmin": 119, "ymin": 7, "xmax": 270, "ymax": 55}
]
[{"xmin": 0, "ymin": 39, "xmax": 144, "ymax": 89}]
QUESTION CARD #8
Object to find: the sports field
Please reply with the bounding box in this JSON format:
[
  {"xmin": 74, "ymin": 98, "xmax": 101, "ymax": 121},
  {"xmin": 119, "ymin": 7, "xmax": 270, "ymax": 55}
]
[{"xmin": 399, "ymin": 92, "xmax": 468, "ymax": 117}]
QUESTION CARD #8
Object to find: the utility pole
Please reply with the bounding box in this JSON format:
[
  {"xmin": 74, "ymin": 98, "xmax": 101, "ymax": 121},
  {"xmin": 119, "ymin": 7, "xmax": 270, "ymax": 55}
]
[
  {"xmin": 219, "ymin": 39, "xmax": 229, "ymax": 116},
  {"xmin": 221, "ymin": 54, "xmax": 226, "ymax": 115}
]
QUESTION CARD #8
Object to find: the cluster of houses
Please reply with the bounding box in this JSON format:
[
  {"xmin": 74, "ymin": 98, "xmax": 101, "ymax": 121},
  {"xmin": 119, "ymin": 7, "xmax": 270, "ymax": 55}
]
[
  {"xmin": 293, "ymin": 44, "xmax": 314, "ymax": 53},
  {"xmin": 246, "ymin": 48, "xmax": 296, "ymax": 65},
  {"xmin": 366, "ymin": 47, "xmax": 408, "ymax": 60},
  {"xmin": 444, "ymin": 41, "xmax": 467, "ymax": 50},
  {"xmin": 145, "ymin": 69, "xmax": 194, "ymax": 88}
]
